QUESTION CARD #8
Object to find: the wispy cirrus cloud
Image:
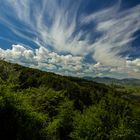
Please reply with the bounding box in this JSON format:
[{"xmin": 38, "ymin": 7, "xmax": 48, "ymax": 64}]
[
  {"xmin": 82, "ymin": 3, "xmax": 140, "ymax": 67},
  {"xmin": 0, "ymin": 0, "xmax": 140, "ymax": 78}
]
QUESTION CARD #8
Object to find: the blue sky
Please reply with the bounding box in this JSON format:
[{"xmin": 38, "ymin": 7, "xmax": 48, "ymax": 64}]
[{"xmin": 0, "ymin": 0, "xmax": 140, "ymax": 79}]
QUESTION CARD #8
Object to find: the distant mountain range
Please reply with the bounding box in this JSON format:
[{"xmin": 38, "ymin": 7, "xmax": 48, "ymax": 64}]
[{"xmin": 84, "ymin": 77, "xmax": 140, "ymax": 86}]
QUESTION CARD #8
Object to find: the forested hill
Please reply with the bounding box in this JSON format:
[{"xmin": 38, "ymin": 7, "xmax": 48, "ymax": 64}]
[{"xmin": 0, "ymin": 60, "xmax": 140, "ymax": 140}]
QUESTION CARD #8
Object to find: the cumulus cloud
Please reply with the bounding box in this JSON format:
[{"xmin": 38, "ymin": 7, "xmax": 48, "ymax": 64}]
[
  {"xmin": 0, "ymin": 44, "xmax": 85, "ymax": 74},
  {"xmin": 0, "ymin": 45, "xmax": 34, "ymax": 64},
  {"xmin": 0, "ymin": 44, "xmax": 140, "ymax": 78},
  {"xmin": 127, "ymin": 59, "xmax": 140, "ymax": 67}
]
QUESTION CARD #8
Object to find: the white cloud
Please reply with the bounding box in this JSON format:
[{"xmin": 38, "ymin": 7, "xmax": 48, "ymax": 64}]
[
  {"xmin": 1, "ymin": 1, "xmax": 140, "ymax": 58},
  {"xmin": 0, "ymin": 0, "xmax": 140, "ymax": 78},
  {"xmin": 34, "ymin": 46, "xmax": 83, "ymax": 67},
  {"xmin": 0, "ymin": 44, "xmax": 140, "ymax": 79},
  {"xmin": 0, "ymin": 44, "xmax": 34, "ymax": 63},
  {"xmin": 0, "ymin": 44, "xmax": 85, "ymax": 74},
  {"xmin": 127, "ymin": 59, "xmax": 140, "ymax": 67},
  {"xmin": 82, "ymin": 3, "xmax": 140, "ymax": 67}
]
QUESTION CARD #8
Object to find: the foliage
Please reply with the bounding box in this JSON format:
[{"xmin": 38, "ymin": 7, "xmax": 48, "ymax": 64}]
[{"xmin": 0, "ymin": 60, "xmax": 139, "ymax": 139}]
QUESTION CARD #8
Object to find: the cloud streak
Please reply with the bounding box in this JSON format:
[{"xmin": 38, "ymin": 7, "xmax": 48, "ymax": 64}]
[{"xmin": 0, "ymin": 0, "xmax": 140, "ymax": 78}]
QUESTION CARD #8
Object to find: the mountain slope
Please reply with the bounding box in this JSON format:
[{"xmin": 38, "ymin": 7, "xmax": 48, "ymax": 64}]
[{"xmin": 0, "ymin": 60, "xmax": 140, "ymax": 140}]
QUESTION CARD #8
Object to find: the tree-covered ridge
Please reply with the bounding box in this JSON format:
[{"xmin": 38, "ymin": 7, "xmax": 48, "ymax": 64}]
[{"xmin": 0, "ymin": 60, "xmax": 139, "ymax": 140}]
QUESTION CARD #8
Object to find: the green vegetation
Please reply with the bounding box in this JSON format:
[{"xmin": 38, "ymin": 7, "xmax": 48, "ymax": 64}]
[{"xmin": 0, "ymin": 60, "xmax": 140, "ymax": 140}]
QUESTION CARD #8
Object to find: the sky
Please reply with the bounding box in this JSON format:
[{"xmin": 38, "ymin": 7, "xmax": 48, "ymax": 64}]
[{"xmin": 0, "ymin": 0, "xmax": 140, "ymax": 79}]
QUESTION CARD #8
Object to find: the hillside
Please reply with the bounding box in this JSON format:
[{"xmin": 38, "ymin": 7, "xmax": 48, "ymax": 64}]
[{"xmin": 0, "ymin": 60, "xmax": 140, "ymax": 140}]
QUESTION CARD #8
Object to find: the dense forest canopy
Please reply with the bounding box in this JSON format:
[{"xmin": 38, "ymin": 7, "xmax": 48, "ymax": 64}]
[{"xmin": 0, "ymin": 60, "xmax": 139, "ymax": 140}]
